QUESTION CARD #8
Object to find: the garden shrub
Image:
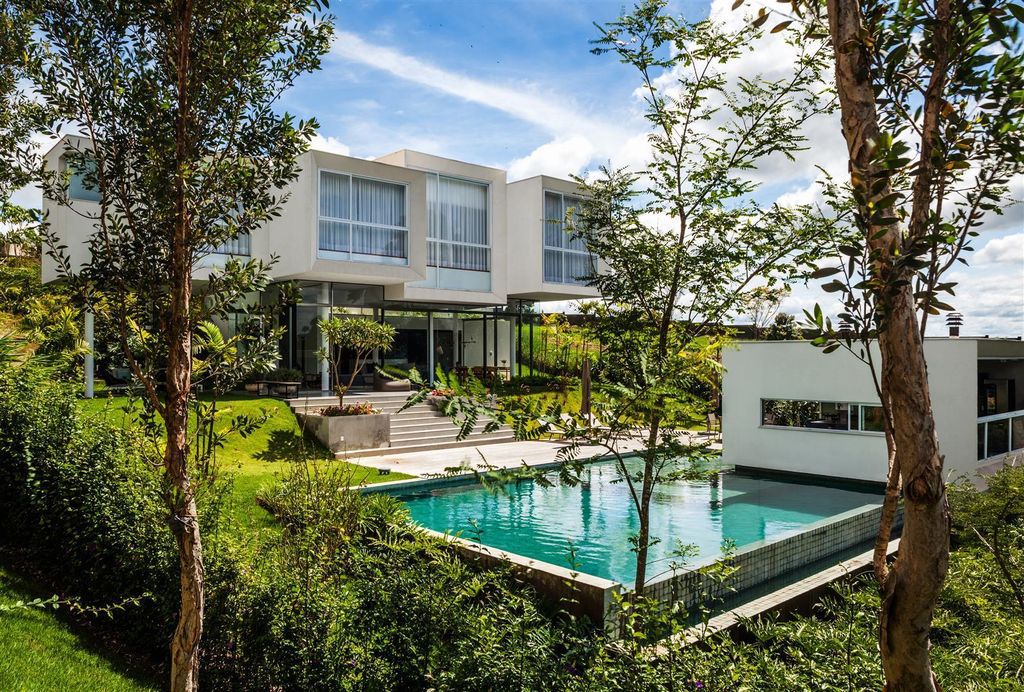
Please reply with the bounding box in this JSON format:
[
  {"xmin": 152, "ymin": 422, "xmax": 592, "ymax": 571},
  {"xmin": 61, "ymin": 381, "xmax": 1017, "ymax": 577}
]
[
  {"xmin": 3, "ymin": 359, "xmax": 1022, "ymax": 690},
  {"xmin": 0, "ymin": 364, "xmax": 179, "ymax": 653}
]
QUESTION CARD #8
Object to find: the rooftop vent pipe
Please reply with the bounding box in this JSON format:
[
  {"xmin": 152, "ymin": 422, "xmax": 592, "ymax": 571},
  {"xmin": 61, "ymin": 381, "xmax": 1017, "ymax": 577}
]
[{"xmin": 946, "ymin": 312, "xmax": 963, "ymax": 338}]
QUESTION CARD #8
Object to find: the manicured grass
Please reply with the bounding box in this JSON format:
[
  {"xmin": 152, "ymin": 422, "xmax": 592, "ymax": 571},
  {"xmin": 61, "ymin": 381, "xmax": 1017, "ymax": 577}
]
[
  {"xmin": 78, "ymin": 392, "xmax": 411, "ymax": 532},
  {"xmin": 0, "ymin": 566, "xmax": 158, "ymax": 691}
]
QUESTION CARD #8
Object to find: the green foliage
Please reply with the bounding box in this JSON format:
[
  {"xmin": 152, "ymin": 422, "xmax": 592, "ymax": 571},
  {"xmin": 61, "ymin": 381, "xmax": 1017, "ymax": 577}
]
[
  {"xmin": 519, "ymin": 314, "xmax": 598, "ymax": 377},
  {"xmin": 0, "ymin": 566, "xmax": 157, "ymax": 691},
  {"xmin": 0, "ymin": 256, "xmax": 44, "ymax": 315},
  {"xmin": 763, "ymin": 313, "xmax": 803, "ymax": 340},
  {"xmin": 803, "ymin": 0, "xmax": 1024, "ymax": 344},
  {"xmin": 949, "ymin": 460, "xmax": 1024, "ymax": 615},
  {"xmin": 316, "ymin": 316, "xmax": 396, "ymax": 404},
  {"xmin": 317, "ymin": 401, "xmax": 380, "ymax": 417},
  {"xmin": 205, "ymin": 461, "xmax": 589, "ymax": 690},
  {"xmin": 0, "ymin": 363, "xmax": 179, "ymax": 648}
]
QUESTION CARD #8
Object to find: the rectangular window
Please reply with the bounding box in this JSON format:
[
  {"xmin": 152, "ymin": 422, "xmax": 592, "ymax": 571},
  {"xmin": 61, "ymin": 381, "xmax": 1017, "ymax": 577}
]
[
  {"xmin": 543, "ymin": 190, "xmax": 594, "ymax": 285},
  {"xmin": 68, "ymin": 158, "xmax": 101, "ymax": 202},
  {"xmin": 427, "ymin": 173, "xmax": 489, "ymax": 272},
  {"xmin": 318, "ymin": 171, "xmax": 408, "ymax": 264},
  {"xmin": 207, "ymin": 233, "xmax": 251, "ymax": 257},
  {"xmin": 761, "ymin": 398, "xmax": 884, "ymax": 434}
]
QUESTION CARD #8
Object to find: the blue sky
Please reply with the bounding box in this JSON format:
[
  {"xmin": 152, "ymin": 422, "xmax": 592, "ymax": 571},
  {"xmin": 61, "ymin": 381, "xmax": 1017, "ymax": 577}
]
[
  {"xmin": 291, "ymin": 0, "xmax": 1023, "ymax": 336},
  {"xmin": 11, "ymin": 0, "xmax": 1023, "ymax": 335}
]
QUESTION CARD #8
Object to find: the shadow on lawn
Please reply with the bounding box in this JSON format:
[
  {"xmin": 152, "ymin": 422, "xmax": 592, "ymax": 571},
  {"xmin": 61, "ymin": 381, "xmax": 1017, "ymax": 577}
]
[{"xmin": 252, "ymin": 428, "xmax": 330, "ymax": 464}]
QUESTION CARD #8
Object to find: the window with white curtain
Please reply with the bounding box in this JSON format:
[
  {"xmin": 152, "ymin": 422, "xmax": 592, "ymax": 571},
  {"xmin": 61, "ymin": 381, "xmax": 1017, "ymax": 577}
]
[
  {"xmin": 543, "ymin": 191, "xmax": 594, "ymax": 284},
  {"xmin": 318, "ymin": 171, "xmax": 408, "ymax": 263},
  {"xmin": 207, "ymin": 233, "xmax": 251, "ymax": 257},
  {"xmin": 427, "ymin": 173, "xmax": 489, "ymax": 272}
]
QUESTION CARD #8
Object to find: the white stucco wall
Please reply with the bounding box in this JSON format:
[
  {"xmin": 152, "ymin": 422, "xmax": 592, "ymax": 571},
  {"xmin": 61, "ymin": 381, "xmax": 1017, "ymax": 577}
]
[
  {"xmin": 376, "ymin": 150, "xmax": 509, "ymax": 306},
  {"xmin": 721, "ymin": 339, "xmax": 981, "ymax": 483},
  {"xmin": 506, "ymin": 175, "xmax": 600, "ymax": 302},
  {"xmin": 40, "ymin": 139, "xmax": 602, "ymax": 312}
]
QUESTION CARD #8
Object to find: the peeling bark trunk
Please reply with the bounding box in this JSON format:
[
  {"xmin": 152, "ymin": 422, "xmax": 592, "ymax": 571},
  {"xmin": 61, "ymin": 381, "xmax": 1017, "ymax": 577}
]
[
  {"xmin": 827, "ymin": 0, "xmax": 951, "ymax": 688},
  {"xmin": 872, "ymin": 429, "xmax": 899, "ymax": 584},
  {"xmin": 168, "ymin": 2, "xmax": 202, "ymax": 690}
]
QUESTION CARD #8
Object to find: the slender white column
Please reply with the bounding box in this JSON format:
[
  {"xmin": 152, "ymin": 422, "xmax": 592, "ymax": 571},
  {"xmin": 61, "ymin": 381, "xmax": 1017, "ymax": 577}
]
[
  {"xmin": 426, "ymin": 311, "xmax": 435, "ymax": 386},
  {"xmin": 84, "ymin": 310, "xmax": 95, "ymax": 398},
  {"xmin": 508, "ymin": 317, "xmax": 516, "ymax": 377},
  {"xmin": 319, "ymin": 282, "xmax": 330, "ymax": 393}
]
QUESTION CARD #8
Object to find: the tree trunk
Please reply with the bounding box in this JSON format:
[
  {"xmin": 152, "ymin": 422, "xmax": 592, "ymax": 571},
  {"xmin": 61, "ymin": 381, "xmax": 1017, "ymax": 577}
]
[
  {"xmin": 168, "ymin": 3, "xmax": 202, "ymax": 689},
  {"xmin": 827, "ymin": 0, "xmax": 950, "ymax": 688},
  {"xmin": 165, "ymin": 235, "xmax": 203, "ymax": 692},
  {"xmin": 633, "ymin": 419, "xmax": 661, "ymax": 596}
]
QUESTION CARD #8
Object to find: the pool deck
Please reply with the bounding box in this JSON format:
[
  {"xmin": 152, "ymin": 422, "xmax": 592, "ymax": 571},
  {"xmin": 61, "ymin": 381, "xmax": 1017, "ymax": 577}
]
[{"xmin": 346, "ymin": 432, "xmax": 722, "ymax": 477}]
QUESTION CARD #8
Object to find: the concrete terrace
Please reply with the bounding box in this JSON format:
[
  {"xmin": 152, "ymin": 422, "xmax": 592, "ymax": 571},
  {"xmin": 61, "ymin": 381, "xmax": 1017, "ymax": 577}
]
[{"xmin": 345, "ymin": 434, "xmax": 720, "ymax": 477}]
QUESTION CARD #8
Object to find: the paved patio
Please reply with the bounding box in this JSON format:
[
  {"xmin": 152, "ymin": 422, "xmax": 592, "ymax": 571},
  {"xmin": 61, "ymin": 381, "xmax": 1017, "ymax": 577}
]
[{"xmin": 348, "ymin": 433, "xmax": 721, "ymax": 477}]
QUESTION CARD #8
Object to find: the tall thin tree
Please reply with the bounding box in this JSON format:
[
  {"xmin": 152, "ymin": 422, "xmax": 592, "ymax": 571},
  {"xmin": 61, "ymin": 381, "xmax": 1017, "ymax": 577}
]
[
  {"xmin": 26, "ymin": 1, "xmax": 332, "ymax": 688},
  {"xmin": 769, "ymin": 0, "xmax": 1024, "ymax": 686}
]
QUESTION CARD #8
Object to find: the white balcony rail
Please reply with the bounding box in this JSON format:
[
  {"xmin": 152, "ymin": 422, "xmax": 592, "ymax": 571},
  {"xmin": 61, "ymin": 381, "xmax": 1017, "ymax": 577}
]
[{"xmin": 977, "ymin": 408, "xmax": 1024, "ymax": 460}]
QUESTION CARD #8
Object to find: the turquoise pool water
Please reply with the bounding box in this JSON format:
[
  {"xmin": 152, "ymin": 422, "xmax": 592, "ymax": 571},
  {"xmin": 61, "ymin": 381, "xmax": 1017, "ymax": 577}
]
[{"xmin": 393, "ymin": 460, "xmax": 882, "ymax": 585}]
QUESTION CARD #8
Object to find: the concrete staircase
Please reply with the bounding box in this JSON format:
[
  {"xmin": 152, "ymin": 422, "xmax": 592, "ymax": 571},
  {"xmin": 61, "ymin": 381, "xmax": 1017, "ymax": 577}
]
[{"xmin": 287, "ymin": 390, "xmax": 515, "ymax": 458}]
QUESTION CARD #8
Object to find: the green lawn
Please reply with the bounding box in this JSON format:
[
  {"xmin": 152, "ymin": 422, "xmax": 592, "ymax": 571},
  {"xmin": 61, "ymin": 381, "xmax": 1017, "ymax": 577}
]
[
  {"xmin": 78, "ymin": 392, "xmax": 411, "ymax": 531},
  {"xmin": 0, "ymin": 566, "xmax": 158, "ymax": 691}
]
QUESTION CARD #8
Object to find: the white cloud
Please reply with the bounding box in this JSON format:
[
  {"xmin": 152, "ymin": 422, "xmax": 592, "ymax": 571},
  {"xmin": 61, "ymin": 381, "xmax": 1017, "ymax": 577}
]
[
  {"xmin": 974, "ymin": 232, "xmax": 1024, "ymax": 266},
  {"xmin": 507, "ymin": 136, "xmax": 594, "ymax": 181},
  {"xmin": 935, "ymin": 265, "xmax": 1024, "ymax": 337},
  {"xmin": 310, "ymin": 133, "xmax": 351, "ymax": 156},
  {"xmin": 331, "ymin": 31, "xmax": 624, "ymax": 145},
  {"xmin": 330, "ymin": 30, "xmax": 637, "ymax": 181}
]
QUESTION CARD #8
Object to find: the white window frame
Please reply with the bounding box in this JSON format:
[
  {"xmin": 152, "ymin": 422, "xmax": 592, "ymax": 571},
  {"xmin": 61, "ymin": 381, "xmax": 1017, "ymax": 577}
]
[
  {"xmin": 543, "ymin": 189, "xmax": 594, "ymax": 286},
  {"xmin": 426, "ymin": 171, "xmax": 491, "ymax": 273},
  {"xmin": 316, "ymin": 168, "xmax": 410, "ymax": 266}
]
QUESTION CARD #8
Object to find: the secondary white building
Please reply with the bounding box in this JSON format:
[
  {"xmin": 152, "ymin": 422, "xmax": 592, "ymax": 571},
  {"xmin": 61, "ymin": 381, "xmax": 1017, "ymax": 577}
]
[
  {"xmin": 41, "ymin": 136, "xmax": 599, "ymax": 390},
  {"xmin": 722, "ymin": 337, "xmax": 1024, "ymax": 483}
]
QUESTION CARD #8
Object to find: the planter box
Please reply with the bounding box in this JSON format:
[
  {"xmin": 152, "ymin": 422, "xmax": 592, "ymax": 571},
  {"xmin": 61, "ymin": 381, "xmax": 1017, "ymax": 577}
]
[{"xmin": 299, "ymin": 411, "xmax": 391, "ymax": 453}]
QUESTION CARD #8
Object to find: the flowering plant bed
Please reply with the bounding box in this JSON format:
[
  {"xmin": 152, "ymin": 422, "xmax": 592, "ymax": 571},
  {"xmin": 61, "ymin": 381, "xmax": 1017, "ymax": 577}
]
[
  {"xmin": 426, "ymin": 389, "xmax": 456, "ymax": 410},
  {"xmin": 319, "ymin": 402, "xmax": 381, "ymax": 417}
]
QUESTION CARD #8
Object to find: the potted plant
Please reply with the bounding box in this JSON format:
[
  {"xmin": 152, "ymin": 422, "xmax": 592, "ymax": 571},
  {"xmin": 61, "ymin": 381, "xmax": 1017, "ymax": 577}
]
[
  {"xmin": 426, "ymin": 387, "xmax": 456, "ymax": 410},
  {"xmin": 301, "ymin": 400, "xmax": 390, "ymax": 453},
  {"xmin": 374, "ymin": 364, "xmax": 415, "ymax": 392},
  {"xmin": 298, "ymin": 317, "xmax": 397, "ymax": 452}
]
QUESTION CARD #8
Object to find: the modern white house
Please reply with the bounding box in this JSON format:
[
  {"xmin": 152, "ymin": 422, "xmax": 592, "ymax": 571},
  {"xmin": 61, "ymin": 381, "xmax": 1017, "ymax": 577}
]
[
  {"xmin": 721, "ymin": 337, "xmax": 1024, "ymax": 483},
  {"xmin": 41, "ymin": 136, "xmax": 599, "ymax": 391}
]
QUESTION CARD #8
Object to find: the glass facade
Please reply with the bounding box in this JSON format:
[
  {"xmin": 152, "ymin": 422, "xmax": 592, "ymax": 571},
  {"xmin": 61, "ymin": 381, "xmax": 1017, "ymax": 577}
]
[
  {"xmin": 427, "ymin": 173, "xmax": 489, "ymax": 272},
  {"xmin": 318, "ymin": 171, "xmax": 408, "ymax": 264},
  {"xmin": 275, "ymin": 281, "xmax": 525, "ymax": 391},
  {"xmin": 543, "ymin": 191, "xmax": 594, "ymax": 285}
]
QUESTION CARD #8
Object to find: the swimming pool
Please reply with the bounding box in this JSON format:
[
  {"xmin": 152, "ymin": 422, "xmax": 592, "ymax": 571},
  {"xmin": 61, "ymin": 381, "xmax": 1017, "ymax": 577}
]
[{"xmin": 391, "ymin": 459, "xmax": 883, "ymax": 586}]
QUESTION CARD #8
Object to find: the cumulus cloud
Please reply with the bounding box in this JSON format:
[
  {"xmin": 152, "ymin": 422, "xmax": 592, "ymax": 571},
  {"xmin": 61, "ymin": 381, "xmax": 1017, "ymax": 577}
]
[
  {"xmin": 507, "ymin": 136, "xmax": 595, "ymax": 181},
  {"xmin": 974, "ymin": 232, "xmax": 1024, "ymax": 266},
  {"xmin": 310, "ymin": 133, "xmax": 352, "ymax": 156}
]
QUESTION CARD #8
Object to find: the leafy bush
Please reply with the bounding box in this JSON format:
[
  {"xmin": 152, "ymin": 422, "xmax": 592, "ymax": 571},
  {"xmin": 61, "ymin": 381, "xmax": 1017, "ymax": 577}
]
[
  {"xmin": 206, "ymin": 461, "xmax": 584, "ymax": 690},
  {"xmin": 262, "ymin": 367, "xmax": 303, "ymax": 382},
  {"xmin": 378, "ymin": 363, "xmax": 416, "ymax": 381},
  {"xmin": 0, "ymin": 365, "xmax": 179, "ymax": 653}
]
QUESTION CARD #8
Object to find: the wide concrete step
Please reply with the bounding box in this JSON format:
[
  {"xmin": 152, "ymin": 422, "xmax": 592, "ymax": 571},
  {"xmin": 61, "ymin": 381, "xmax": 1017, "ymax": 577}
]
[
  {"xmin": 340, "ymin": 433, "xmax": 518, "ymax": 459},
  {"xmin": 389, "ymin": 424, "xmax": 506, "ymax": 443}
]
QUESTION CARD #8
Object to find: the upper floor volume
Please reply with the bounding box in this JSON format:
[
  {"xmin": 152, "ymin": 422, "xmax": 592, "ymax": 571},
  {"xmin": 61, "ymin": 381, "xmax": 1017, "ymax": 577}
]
[{"xmin": 41, "ymin": 137, "xmax": 600, "ymax": 306}]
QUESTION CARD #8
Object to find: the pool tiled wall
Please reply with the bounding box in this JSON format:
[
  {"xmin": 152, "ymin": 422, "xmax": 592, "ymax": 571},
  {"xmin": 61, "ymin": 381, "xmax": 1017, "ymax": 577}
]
[{"xmin": 637, "ymin": 503, "xmax": 903, "ymax": 624}]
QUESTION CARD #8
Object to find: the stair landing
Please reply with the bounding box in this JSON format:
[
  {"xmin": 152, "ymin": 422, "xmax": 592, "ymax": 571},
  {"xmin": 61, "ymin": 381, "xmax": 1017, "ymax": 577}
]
[{"xmin": 286, "ymin": 391, "xmax": 515, "ymax": 458}]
